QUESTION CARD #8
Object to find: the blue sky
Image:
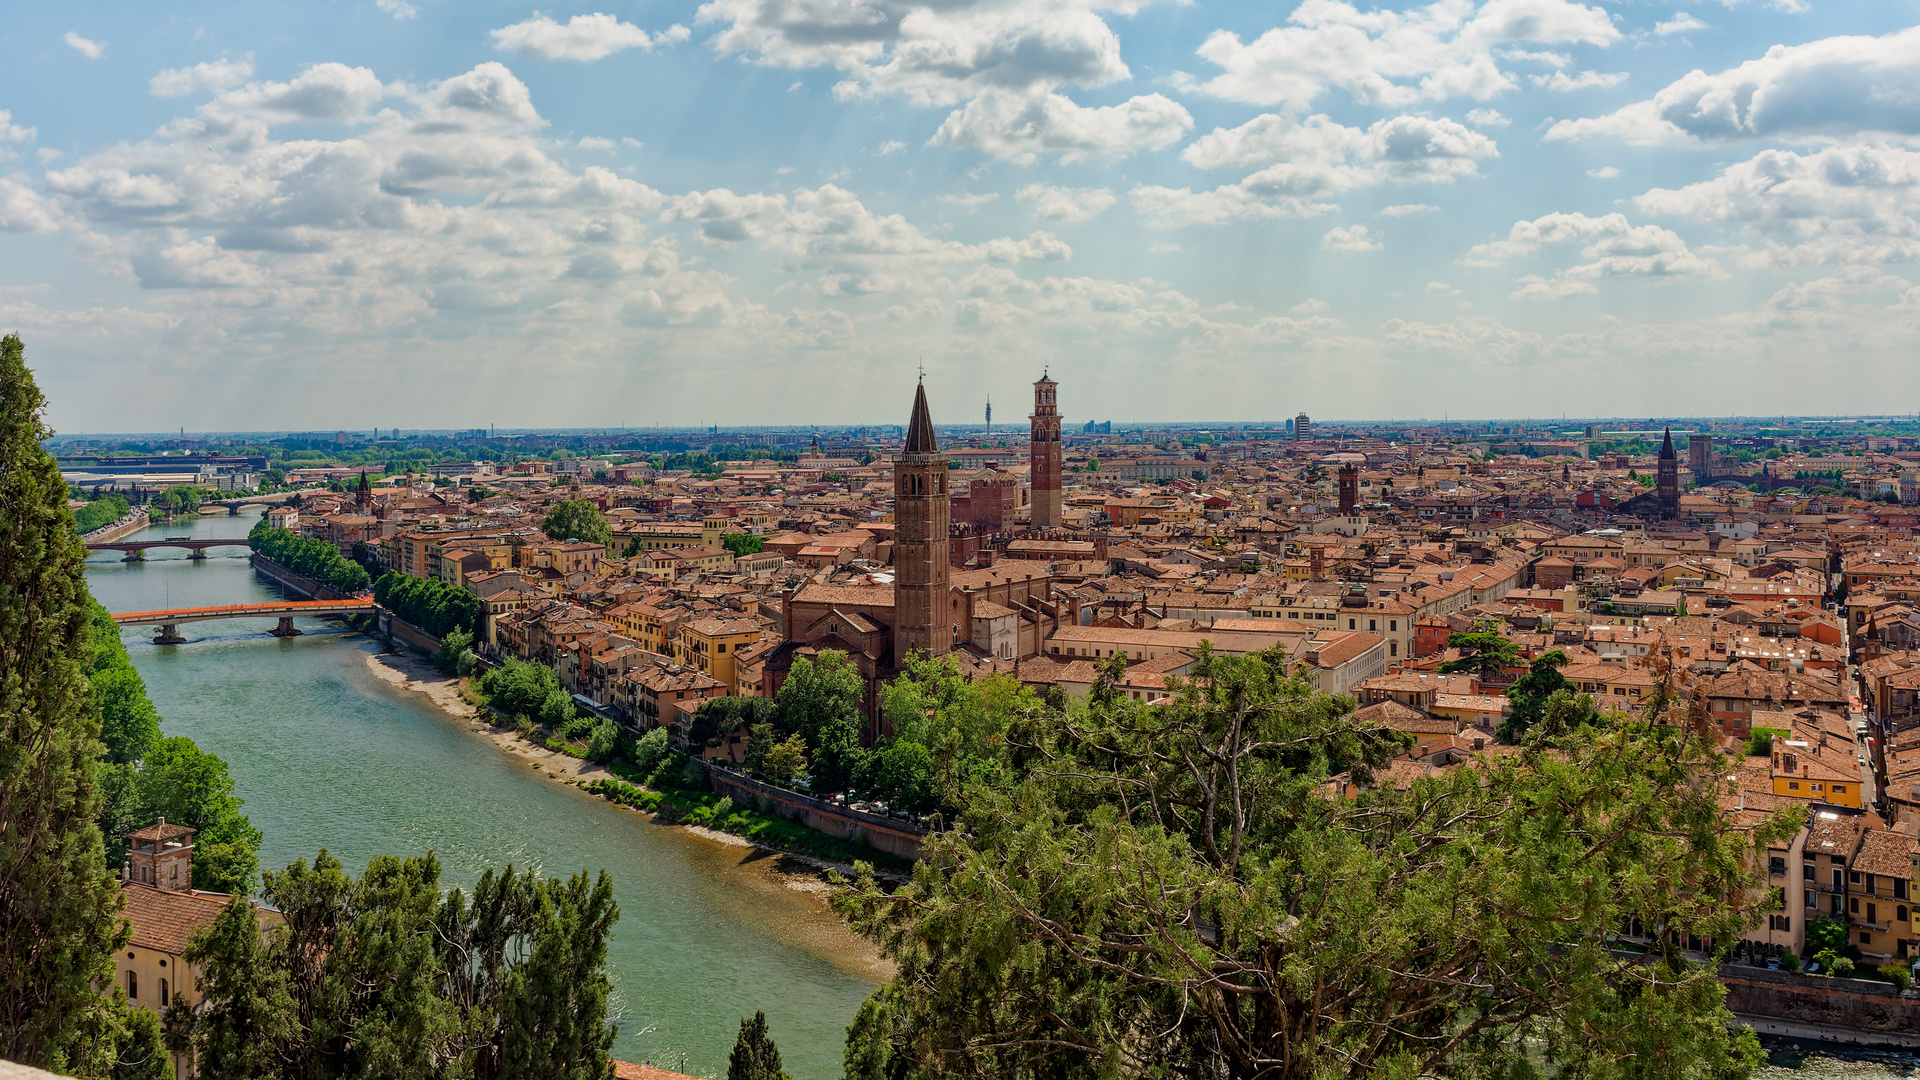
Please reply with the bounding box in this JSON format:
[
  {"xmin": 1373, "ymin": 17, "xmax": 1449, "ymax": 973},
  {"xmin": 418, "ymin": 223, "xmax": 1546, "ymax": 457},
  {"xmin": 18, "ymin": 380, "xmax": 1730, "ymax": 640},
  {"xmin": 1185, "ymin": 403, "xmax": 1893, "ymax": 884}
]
[{"xmin": 3, "ymin": 0, "xmax": 1917, "ymax": 432}]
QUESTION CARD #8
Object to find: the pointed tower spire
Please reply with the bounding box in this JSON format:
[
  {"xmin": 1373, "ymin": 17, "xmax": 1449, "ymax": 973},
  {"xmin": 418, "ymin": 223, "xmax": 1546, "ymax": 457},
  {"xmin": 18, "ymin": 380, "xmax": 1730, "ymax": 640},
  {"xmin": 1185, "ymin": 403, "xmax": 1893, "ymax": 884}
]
[
  {"xmin": 905, "ymin": 380, "xmax": 938, "ymax": 454},
  {"xmin": 1659, "ymin": 427, "xmax": 1675, "ymax": 460}
]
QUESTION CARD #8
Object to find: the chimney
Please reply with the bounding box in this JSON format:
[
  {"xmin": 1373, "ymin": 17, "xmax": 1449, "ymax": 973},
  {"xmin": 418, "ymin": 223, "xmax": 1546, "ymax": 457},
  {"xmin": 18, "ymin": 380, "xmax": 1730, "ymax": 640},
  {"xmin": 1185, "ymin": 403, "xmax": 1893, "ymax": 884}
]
[{"xmin": 782, "ymin": 585, "xmax": 796, "ymax": 641}]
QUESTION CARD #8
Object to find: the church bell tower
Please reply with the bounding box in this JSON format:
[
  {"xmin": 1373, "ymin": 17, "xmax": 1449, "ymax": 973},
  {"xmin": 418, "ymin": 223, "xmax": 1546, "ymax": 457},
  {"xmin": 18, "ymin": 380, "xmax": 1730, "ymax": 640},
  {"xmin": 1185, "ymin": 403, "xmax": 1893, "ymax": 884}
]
[{"xmin": 893, "ymin": 380, "xmax": 952, "ymax": 659}]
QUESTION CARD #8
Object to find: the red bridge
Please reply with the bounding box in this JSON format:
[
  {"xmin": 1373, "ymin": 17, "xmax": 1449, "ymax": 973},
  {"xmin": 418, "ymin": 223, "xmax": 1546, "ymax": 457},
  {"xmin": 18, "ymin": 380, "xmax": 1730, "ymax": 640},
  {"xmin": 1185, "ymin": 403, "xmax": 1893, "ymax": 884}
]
[
  {"xmin": 112, "ymin": 599, "xmax": 374, "ymax": 644},
  {"xmin": 88, "ymin": 538, "xmax": 255, "ymax": 561}
]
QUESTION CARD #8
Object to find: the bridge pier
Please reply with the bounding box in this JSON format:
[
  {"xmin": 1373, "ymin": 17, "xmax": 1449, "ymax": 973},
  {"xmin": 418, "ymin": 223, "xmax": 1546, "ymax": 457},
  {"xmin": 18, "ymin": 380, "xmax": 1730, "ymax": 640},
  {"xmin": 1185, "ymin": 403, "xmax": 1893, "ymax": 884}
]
[
  {"xmin": 229, "ymin": 505, "xmax": 242, "ymax": 516},
  {"xmin": 122, "ymin": 550, "xmax": 145, "ymax": 563},
  {"xmin": 270, "ymin": 616, "xmax": 303, "ymax": 638},
  {"xmin": 188, "ymin": 549, "xmax": 209, "ymax": 561},
  {"xmin": 153, "ymin": 623, "xmax": 185, "ymax": 645}
]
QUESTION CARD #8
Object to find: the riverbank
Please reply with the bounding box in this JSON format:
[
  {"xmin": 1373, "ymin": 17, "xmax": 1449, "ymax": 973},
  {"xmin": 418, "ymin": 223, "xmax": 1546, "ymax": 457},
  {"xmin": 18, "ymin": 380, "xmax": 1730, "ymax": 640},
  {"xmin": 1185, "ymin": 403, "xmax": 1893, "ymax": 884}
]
[{"xmin": 358, "ymin": 645, "xmax": 896, "ymax": 899}]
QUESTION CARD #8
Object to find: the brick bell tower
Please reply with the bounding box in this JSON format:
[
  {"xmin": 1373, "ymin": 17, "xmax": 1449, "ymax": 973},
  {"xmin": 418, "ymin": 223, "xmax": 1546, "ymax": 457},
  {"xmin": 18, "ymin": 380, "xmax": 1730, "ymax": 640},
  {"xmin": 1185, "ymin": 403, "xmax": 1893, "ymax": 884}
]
[
  {"xmin": 1656, "ymin": 427, "xmax": 1680, "ymax": 520},
  {"xmin": 893, "ymin": 379, "xmax": 952, "ymax": 660},
  {"xmin": 1029, "ymin": 371, "xmax": 1062, "ymax": 529}
]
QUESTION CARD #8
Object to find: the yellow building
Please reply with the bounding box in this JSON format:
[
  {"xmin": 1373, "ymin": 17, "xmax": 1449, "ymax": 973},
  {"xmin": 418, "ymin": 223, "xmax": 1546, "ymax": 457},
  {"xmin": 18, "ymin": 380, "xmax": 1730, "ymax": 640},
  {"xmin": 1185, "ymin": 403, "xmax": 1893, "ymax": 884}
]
[
  {"xmin": 676, "ymin": 616, "xmax": 763, "ymax": 694},
  {"xmin": 114, "ymin": 820, "xmax": 277, "ymax": 1080}
]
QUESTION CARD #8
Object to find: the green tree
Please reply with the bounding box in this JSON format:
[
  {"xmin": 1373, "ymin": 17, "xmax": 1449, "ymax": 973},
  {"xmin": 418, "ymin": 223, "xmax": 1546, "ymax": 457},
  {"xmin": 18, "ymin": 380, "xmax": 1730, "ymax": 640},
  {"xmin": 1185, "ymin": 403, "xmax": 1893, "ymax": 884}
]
[
  {"xmin": 1805, "ymin": 915, "xmax": 1852, "ymax": 956},
  {"xmin": 0, "ymin": 333, "xmax": 133, "ymax": 1073},
  {"xmin": 627, "ymin": 727, "xmax": 671, "ymax": 777},
  {"xmin": 140, "ymin": 737, "xmax": 264, "ymax": 894},
  {"xmin": 1436, "ymin": 627, "xmax": 1520, "ymax": 680},
  {"xmin": 690, "ymin": 696, "xmax": 776, "ymax": 748},
  {"xmin": 172, "ymin": 853, "xmax": 619, "ymax": 1080},
  {"xmin": 776, "ymin": 650, "xmax": 865, "ymax": 791},
  {"xmin": 744, "ymin": 722, "xmax": 777, "ymax": 777},
  {"xmin": 727, "ymin": 1011, "xmax": 787, "ymax": 1080},
  {"xmin": 762, "ymin": 734, "xmax": 809, "ymax": 786},
  {"xmin": 541, "ymin": 500, "xmax": 612, "ymax": 547},
  {"xmin": 478, "ymin": 659, "xmax": 564, "ymax": 718},
  {"xmin": 1498, "ymin": 650, "xmax": 1574, "ymax": 744},
  {"xmin": 585, "ymin": 717, "xmax": 618, "ymax": 764},
  {"xmin": 722, "ymin": 533, "xmax": 765, "ymax": 558},
  {"xmin": 436, "ymin": 625, "xmax": 477, "ymax": 675},
  {"xmin": 837, "ymin": 646, "xmax": 1791, "ymax": 1080}
]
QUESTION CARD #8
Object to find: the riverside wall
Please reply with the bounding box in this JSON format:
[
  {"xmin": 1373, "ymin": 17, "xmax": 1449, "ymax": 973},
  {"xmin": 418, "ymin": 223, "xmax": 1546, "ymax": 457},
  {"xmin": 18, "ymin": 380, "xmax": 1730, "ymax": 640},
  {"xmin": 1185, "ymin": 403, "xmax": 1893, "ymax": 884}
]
[
  {"xmin": 706, "ymin": 769, "xmax": 927, "ymax": 861},
  {"xmin": 81, "ymin": 510, "xmax": 149, "ymax": 545},
  {"xmin": 250, "ymin": 553, "xmax": 357, "ymax": 601},
  {"xmin": 1719, "ymin": 964, "xmax": 1920, "ymax": 1049}
]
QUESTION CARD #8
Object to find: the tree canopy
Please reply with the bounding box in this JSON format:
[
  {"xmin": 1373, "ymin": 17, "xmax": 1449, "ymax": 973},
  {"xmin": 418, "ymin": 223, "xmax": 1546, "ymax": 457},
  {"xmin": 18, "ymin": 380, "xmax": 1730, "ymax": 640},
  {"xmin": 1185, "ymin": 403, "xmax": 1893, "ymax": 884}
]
[
  {"xmin": 836, "ymin": 647, "xmax": 1792, "ymax": 1080},
  {"xmin": 540, "ymin": 500, "xmax": 612, "ymax": 547},
  {"xmin": 773, "ymin": 651, "xmax": 866, "ymax": 791},
  {"xmin": 0, "ymin": 333, "xmax": 145, "ymax": 1074},
  {"xmin": 169, "ymin": 851, "xmax": 619, "ymax": 1080}
]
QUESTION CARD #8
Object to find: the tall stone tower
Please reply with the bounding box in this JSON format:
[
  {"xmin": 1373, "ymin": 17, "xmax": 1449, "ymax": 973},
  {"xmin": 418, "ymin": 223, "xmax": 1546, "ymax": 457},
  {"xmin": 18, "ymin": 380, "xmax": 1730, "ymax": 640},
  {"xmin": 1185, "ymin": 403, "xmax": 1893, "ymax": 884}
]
[
  {"xmin": 1657, "ymin": 427, "xmax": 1680, "ymax": 520},
  {"xmin": 1688, "ymin": 433, "xmax": 1712, "ymax": 480},
  {"xmin": 1337, "ymin": 464, "xmax": 1359, "ymax": 515},
  {"xmin": 894, "ymin": 380, "xmax": 952, "ymax": 660},
  {"xmin": 1029, "ymin": 372, "xmax": 1062, "ymax": 529}
]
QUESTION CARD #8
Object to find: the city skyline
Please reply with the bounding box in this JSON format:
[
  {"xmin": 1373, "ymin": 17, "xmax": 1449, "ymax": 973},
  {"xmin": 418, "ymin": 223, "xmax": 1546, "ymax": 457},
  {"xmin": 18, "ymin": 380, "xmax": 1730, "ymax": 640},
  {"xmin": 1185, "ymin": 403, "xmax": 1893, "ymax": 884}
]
[{"xmin": 3, "ymin": 1, "xmax": 1919, "ymax": 430}]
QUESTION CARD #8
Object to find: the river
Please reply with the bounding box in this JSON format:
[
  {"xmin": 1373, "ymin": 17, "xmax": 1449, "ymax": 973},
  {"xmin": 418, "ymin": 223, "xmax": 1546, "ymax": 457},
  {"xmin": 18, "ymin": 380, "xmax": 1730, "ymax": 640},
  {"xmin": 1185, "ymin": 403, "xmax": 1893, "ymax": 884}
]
[{"xmin": 84, "ymin": 510, "xmax": 883, "ymax": 1079}]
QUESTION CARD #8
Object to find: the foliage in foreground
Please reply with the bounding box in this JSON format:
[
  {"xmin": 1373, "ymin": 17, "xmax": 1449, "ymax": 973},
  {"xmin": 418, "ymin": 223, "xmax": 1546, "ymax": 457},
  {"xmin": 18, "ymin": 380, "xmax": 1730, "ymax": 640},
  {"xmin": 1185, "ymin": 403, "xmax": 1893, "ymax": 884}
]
[
  {"xmin": 836, "ymin": 647, "xmax": 1796, "ymax": 1080},
  {"xmin": 0, "ymin": 332, "xmax": 154, "ymax": 1076},
  {"xmin": 168, "ymin": 850, "xmax": 618, "ymax": 1080}
]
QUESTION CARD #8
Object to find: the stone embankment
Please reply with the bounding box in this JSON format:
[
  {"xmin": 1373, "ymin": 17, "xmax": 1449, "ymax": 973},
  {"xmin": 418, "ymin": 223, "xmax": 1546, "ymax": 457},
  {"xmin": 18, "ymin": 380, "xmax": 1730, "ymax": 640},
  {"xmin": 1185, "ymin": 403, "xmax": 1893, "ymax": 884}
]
[
  {"xmin": 1721, "ymin": 963, "xmax": 1920, "ymax": 1050},
  {"xmin": 80, "ymin": 508, "xmax": 148, "ymax": 545},
  {"xmin": 707, "ymin": 768, "xmax": 928, "ymax": 861}
]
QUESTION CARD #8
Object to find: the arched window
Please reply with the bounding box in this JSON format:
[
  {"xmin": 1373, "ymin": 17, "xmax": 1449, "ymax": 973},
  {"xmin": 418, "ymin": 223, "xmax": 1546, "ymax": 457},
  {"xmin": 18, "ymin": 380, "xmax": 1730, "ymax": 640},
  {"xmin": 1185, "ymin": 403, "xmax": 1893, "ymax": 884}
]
[{"xmin": 127, "ymin": 970, "xmax": 138, "ymax": 1000}]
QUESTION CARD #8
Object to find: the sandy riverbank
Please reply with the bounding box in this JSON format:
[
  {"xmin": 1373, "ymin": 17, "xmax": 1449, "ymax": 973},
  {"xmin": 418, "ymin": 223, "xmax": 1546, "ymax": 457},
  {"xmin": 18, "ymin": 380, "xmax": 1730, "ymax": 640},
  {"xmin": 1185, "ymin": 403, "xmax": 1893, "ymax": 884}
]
[{"xmin": 358, "ymin": 645, "xmax": 877, "ymax": 893}]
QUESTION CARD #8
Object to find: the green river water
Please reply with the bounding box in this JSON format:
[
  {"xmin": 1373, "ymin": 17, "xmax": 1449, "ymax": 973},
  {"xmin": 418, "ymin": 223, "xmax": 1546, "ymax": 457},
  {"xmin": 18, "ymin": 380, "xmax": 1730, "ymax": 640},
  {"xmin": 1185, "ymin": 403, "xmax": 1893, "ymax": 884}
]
[{"xmin": 85, "ymin": 510, "xmax": 883, "ymax": 1079}]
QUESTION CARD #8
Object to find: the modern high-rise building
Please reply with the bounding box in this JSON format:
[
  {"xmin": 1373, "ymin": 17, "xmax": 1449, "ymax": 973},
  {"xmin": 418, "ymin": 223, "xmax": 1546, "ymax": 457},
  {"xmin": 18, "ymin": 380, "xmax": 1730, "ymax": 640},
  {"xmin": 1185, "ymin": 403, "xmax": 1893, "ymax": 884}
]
[
  {"xmin": 893, "ymin": 380, "xmax": 952, "ymax": 659},
  {"xmin": 1030, "ymin": 372, "xmax": 1063, "ymax": 529},
  {"xmin": 1294, "ymin": 413, "xmax": 1312, "ymax": 441}
]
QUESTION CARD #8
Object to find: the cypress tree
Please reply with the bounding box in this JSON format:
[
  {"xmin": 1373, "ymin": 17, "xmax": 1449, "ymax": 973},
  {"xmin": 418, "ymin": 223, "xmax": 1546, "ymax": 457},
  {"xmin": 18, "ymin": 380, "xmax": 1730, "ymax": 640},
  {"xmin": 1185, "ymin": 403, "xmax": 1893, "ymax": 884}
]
[
  {"xmin": 726, "ymin": 1011, "xmax": 786, "ymax": 1080},
  {"xmin": 0, "ymin": 333, "xmax": 128, "ymax": 1069}
]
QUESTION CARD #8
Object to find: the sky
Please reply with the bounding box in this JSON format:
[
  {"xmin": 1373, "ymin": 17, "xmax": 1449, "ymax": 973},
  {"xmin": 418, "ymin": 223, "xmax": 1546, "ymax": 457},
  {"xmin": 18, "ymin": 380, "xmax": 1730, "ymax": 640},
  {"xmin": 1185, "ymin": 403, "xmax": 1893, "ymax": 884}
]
[{"xmin": 2, "ymin": 0, "xmax": 1918, "ymax": 433}]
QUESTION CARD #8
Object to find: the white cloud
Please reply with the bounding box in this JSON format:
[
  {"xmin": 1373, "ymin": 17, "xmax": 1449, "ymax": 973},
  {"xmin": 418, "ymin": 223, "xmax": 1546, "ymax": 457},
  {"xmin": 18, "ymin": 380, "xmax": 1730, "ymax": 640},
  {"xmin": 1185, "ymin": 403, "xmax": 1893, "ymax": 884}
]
[
  {"xmin": 1465, "ymin": 108, "xmax": 1509, "ymax": 127},
  {"xmin": 931, "ymin": 89, "xmax": 1192, "ymax": 163},
  {"xmin": 1149, "ymin": 241, "xmax": 1180, "ymax": 252},
  {"xmin": 1654, "ymin": 12, "xmax": 1706, "ymax": 36},
  {"xmin": 64, "ymin": 32, "xmax": 105, "ymax": 60},
  {"xmin": 697, "ymin": 0, "xmax": 1163, "ymax": 107},
  {"xmin": 1179, "ymin": 0, "xmax": 1620, "ymax": 110},
  {"xmin": 1529, "ymin": 69, "xmax": 1626, "ymax": 91},
  {"xmin": 939, "ymin": 192, "xmax": 1000, "ymax": 209},
  {"xmin": 0, "ymin": 178, "xmax": 62, "ymax": 233},
  {"xmin": 1017, "ymin": 183, "xmax": 1116, "ymax": 222},
  {"xmin": 150, "ymin": 58, "xmax": 256, "ymax": 97},
  {"xmin": 577, "ymin": 136, "xmax": 615, "ymax": 150},
  {"xmin": 1586, "ymin": 165, "xmax": 1619, "ymax": 178},
  {"xmin": 1460, "ymin": 210, "xmax": 1720, "ymax": 297},
  {"xmin": 1549, "ymin": 26, "xmax": 1920, "ymax": 144},
  {"xmin": 1634, "ymin": 144, "xmax": 1920, "ymax": 266},
  {"xmin": 1143, "ymin": 113, "xmax": 1496, "ymax": 226},
  {"xmin": 874, "ymin": 140, "xmax": 907, "ymax": 156},
  {"xmin": 623, "ymin": 137, "xmax": 644, "ymax": 148},
  {"xmin": 1378, "ymin": 203, "xmax": 1438, "ymax": 216},
  {"xmin": 491, "ymin": 13, "xmax": 691, "ymax": 62},
  {"xmin": 37, "ymin": 148, "xmax": 63, "ymax": 164},
  {"xmin": 1291, "ymin": 298, "xmax": 1330, "ymax": 314},
  {"xmin": 1322, "ymin": 224, "xmax": 1382, "ymax": 251},
  {"xmin": 1426, "ymin": 280, "xmax": 1460, "ymax": 293},
  {"xmin": 377, "ymin": 0, "xmax": 419, "ymax": 18},
  {"xmin": 0, "ymin": 109, "xmax": 36, "ymax": 149}
]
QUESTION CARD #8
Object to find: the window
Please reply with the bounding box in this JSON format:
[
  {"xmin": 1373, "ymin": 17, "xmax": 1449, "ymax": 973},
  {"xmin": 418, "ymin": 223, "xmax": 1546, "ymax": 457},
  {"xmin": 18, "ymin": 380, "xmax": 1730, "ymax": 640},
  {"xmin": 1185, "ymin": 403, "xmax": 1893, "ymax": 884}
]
[
  {"xmin": 1348, "ymin": 619, "xmax": 1356, "ymax": 630},
  {"xmin": 1769, "ymin": 856, "xmax": 1787, "ymax": 875},
  {"xmin": 1850, "ymin": 897, "xmax": 1860, "ymax": 915},
  {"xmin": 1850, "ymin": 871, "xmax": 1862, "ymax": 885},
  {"xmin": 160, "ymin": 979, "xmax": 169, "ymax": 1007},
  {"xmin": 1898, "ymin": 879, "xmax": 1909, "ymax": 900},
  {"xmin": 1899, "ymin": 905, "xmax": 1909, "ymax": 924},
  {"xmin": 1804, "ymin": 863, "xmax": 1815, "ymax": 881},
  {"xmin": 1389, "ymin": 642, "xmax": 1398, "ymax": 657},
  {"xmin": 1868, "ymin": 903, "xmax": 1877, "ymax": 925},
  {"xmin": 1860, "ymin": 931, "xmax": 1872, "ymax": 946},
  {"xmin": 1834, "ymin": 869, "xmax": 1845, "ymax": 891},
  {"xmin": 1369, "ymin": 619, "xmax": 1377, "ymax": 631},
  {"xmin": 1805, "ymin": 889, "xmax": 1814, "ymax": 909},
  {"xmin": 1866, "ymin": 873, "xmax": 1876, "ymax": 892},
  {"xmin": 127, "ymin": 970, "xmax": 137, "ymax": 1000},
  {"xmin": 1390, "ymin": 620, "xmax": 1398, "ymax": 631}
]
